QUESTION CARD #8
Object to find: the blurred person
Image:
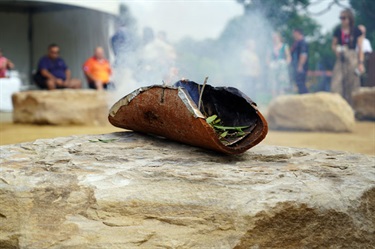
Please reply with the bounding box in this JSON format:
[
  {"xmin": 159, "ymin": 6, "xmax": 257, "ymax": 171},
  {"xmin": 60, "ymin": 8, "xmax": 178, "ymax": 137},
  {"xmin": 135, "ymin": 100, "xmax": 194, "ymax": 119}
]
[
  {"xmin": 111, "ymin": 25, "xmax": 127, "ymax": 56},
  {"xmin": 34, "ymin": 44, "xmax": 81, "ymax": 90},
  {"xmin": 0, "ymin": 48, "xmax": 15, "ymax": 78},
  {"xmin": 331, "ymin": 9, "xmax": 364, "ymax": 106},
  {"xmin": 358, "ymin": 25, "xmax": 372, "ymax": 86},
  {"xmin": 83, "ymin": 47, "xmax": 112, "ymax": 91},
  {"xmin": 268, "ymin": 32, "xmax": 291, "ymax": 97},
  {"xmin": 143, "ymin": 27, "xmax": 155, "ymax": 46},
  {"xmin": 358, "ymin": 25, "xmax": 373, "ymax": 54},
  {"xmin": 291, "ymin": 28, "xmax": 309, "ymax": 94},
  {"xmin": 241, "ymin": 39, "xmax": 261, "ymax": 92},
  {"xmin": 141, "ymin": 31, "xmax": 177, "ymax": 84},
  {"xmin": 111, "ymin": 24, "xmax": 138, "ymax": 62}
]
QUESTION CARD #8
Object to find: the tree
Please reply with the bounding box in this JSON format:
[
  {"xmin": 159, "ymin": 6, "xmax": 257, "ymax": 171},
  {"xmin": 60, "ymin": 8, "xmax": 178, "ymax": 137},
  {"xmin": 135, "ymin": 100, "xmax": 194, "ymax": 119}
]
[
  {"xmin": 236, "ymin": 0, "xmax": 316, "ymax": 37},
  {"xmin": 350, "ymin": 0, "xmax": 375, "ymax": 49}
]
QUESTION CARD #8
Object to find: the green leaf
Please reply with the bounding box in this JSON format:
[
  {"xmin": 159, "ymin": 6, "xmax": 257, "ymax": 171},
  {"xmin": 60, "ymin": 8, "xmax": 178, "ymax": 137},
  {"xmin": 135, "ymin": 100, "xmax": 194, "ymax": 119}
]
[
  {"xmin": 213, "ymin": 125, "xmax": 249, "ymax": 131},
  {"xmin": 213, "ymin": 118, "xmax": 221, "ymax": 124},
  {"xmin": 98, "ymin": 139, "xmax": 117, "ymax": 143},
  {"xmin": 206, "ymin": 115, "xmax": 218, "ymax": 124},
  {"xmin": 89, "ymin": 138, "xmax": 117, "ymax": 143},
  {"xmin": 237, "ymin": 131, "xmax": 245, "ymax": 137},
  {"xmin": 220, "ymin": 131, "xmax": 228, "ymax": 138}
]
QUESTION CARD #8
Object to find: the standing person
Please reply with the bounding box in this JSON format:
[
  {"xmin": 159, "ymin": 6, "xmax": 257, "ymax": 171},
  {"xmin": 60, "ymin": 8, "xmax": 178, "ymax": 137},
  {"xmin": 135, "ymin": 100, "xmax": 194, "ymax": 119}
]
[
  {"xmin": 241, "ymin": 39, "xmax": 261, "ymax": 92},
  {"xmin": 83, "ymin": 47, "xmax": 112, "ymax": 91},
  {"xmin": 140, "ymin": 31, "xmax": 177, "ymax": 84},
  {"xmin": 331, "ymin": 9, "xmax": 364, "ymax": 105},
  {"xmin": 268, "ymin": 32, "xmax": 291, "ymax": 97},
  {"xmin": 0, "ymin": 48, "xmax": 15, "ymax": 78},
  {"xmin": 290, "ymin": 28, "xmax": 309, "ymax": 94},
  {"xmin": 358, "ymin": 25, "xmax": 372, "ymax": 86},
  {"xmin": 358, "ymin": 25, "xmax": 373, "ymax": 54},
  {"xmin": 34, "ymin": 44, "xmax": 81, "ymax": 90},
  {"xmin": 111, "ymin": 25, "xmax": 128, "ymax": 57}
]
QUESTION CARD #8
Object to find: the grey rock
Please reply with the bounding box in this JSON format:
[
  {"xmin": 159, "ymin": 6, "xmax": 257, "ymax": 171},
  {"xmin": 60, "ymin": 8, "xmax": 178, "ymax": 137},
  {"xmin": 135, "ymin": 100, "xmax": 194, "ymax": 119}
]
[
  {"xmin": 0, "ymin": 132, "xmax": 374, "ymax": 248},
  {"xmin": 12, "ymin": 90, "xmax": 109, "ymax": 126},
  {"xmin": 352, "ymin": 87, "xmax": 375, "ymax": 120}
]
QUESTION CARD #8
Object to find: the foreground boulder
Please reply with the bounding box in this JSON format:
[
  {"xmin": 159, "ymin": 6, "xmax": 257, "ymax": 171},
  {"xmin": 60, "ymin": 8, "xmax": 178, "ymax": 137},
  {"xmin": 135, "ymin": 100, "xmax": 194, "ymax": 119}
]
[
  {"xmin": 12, "ymin": 90, "xmax": 109, "ymax": 126},
  {"xmin": 1, "ymin": 133, "xmax": 374, "ymax": 248},
  {"xmin": 267, "ymin": 92, "xmax": 355, "ymax": 132},
  {"xmin": 352, "ymin": 87, "xmax": 375, "ymax": 120}
]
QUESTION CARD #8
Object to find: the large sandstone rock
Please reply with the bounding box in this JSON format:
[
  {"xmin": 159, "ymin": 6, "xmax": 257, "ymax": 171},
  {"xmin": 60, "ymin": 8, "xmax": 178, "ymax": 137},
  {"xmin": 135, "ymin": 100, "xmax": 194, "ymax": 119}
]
[
  {"xmin": 12, "ymin": 90, "xmax": 109, "ymax": 126},
  {"xmin": 352, "ymin": 87, "xmax": 375, "ymax": 120},
  {"xmin": 1, "ymin": 132, "xmax": 374, "ymax": 248},
  {"xmin": 267, "ymin": 92, "xmax": 355, "ymax": 132}
]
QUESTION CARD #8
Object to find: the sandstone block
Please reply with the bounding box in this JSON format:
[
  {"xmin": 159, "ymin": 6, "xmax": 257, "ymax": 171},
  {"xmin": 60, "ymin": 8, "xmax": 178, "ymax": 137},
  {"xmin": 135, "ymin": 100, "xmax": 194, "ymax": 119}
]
[
  {"xmin": 352, "ymin": 87, "xmax": 375, "ymax": 120},
  {"xmin": 267, "ymin": 92, "xmax": 355, "ymax": 132},
  {"xmin": 0, "ymin": 132, "xmax": 374, "ymax": 248},
  {"xmin": 12, "ymin": 90, "xmax": 109, "ymax": 126}
]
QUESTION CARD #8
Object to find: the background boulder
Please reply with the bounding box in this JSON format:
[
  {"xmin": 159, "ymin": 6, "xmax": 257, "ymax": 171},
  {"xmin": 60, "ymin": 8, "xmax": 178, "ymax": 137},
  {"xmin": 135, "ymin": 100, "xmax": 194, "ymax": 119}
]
[
  {"xmin": 352, "ymin": 87, "xmax": 375, "ymax": 120},
  {"xmin": 12, "ymin": 90, "xmax": 109, "ymax": 126},
  {"xmin": 267, "ymin": 92, "xmax": 355, "ymax": 132},
  {"xmin": 0, "ymin": 132, "xmax": 374, "ymax": 248}
]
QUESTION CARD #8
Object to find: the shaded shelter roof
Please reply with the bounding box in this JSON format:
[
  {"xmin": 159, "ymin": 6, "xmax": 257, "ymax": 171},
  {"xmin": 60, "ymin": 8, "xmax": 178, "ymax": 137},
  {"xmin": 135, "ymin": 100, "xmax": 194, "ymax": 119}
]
[
  {"xmin": 0, "ymin": 0, "xmax": 119, "ymax": 15},
  {"xmin": 0, "ymin": 0, "xmax": 119, "ymax": 86}
]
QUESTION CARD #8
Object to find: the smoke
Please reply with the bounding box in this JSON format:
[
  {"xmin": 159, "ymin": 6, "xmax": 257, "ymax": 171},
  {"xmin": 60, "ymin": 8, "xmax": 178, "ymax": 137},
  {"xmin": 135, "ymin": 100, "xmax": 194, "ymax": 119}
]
[{"xmin": 111, "ymin": 4, "xmax": 290, "ymax": 107}]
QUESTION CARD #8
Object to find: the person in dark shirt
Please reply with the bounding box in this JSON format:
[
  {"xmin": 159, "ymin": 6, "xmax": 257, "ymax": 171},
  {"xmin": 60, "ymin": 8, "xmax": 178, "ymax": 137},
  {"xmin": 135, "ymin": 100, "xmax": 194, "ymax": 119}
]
[
  {"xmin": 34, "ymin": 44, "xmax": 81, "ymax": 90},
  {"xmin": 331, "ymin": 8, "xmax": 364, "ymax": 106},
  {"xmin": 291, "ymin": 28, "xmax": 309, "ymax": 94}
]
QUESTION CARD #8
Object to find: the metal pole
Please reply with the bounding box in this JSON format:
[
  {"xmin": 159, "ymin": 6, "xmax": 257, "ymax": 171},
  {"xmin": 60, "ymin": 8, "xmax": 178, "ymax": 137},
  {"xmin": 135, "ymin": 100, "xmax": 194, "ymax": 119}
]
[{"xmin": 28, "ymin": 9, "xmax": 33, "ymax": 86}]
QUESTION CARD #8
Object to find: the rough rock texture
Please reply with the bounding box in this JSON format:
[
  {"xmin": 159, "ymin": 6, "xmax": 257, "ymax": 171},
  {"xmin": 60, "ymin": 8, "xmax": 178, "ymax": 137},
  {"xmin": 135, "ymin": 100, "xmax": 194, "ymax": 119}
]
[
  {"xmin": 352, "ymin": 87, "xmax": 375, "ymax": 120},
  {"xmin": 267, "ymin": 92, "xmax": 355, "ymax": 132},
  {"xmin": 1, "ymin": 132, "xmax": 374, "ymax": 249},
  {"xmin": 12, "ymin": 90, "xmax": 109, "ymax": 126}
]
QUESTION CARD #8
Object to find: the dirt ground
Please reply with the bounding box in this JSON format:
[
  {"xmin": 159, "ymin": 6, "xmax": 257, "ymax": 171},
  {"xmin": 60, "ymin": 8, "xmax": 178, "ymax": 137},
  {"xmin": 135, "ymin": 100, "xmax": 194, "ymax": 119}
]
[{"xmin": 1, "ymin": 111, "xmax": 374, "ymax": 155}]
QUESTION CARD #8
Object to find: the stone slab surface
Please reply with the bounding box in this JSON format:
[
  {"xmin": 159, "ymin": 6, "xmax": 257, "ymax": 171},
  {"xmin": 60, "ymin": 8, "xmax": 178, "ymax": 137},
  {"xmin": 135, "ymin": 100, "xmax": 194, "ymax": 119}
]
[
  {"xmin": 0, "ymin": 132, "xmax": 374, "ymax": 248},
  {"xmin": 12, "ymin": 90, "xmax": 109, "ymax": 126}
]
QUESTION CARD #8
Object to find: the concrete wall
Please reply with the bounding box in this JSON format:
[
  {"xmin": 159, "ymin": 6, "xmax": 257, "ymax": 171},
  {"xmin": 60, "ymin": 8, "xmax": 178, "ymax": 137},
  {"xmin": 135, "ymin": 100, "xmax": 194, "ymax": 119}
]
[
  {"xmin": 0, "ymin": 8, "xmax": 116, "ymax": 87},
  {"xmin": 32, "ymin": 8, "xmax": 115, "ymax": 87},
  {"xmin": 0, "ymin": 12, "xmax": 30, "ymax": 82}
]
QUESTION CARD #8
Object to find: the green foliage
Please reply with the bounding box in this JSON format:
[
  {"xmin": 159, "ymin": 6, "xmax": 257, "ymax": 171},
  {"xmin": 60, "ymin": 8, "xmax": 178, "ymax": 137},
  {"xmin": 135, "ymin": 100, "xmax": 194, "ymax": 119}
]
[
  {"xmin": 237, "ymin": 0, "xmax": 310, "ymax": 27},
  {"xmin": 308, "ymin": 32, "xmax": 335, "ymax": 70},
  {"xmin": 236, "ymin": 0, "xmax": 336, "ymax": 70},
  {"xmin": 350, "ymin": 0, "xmax": 375, "ymax": 49},
  {"xmin": 237, "ymin": 0, "xmax": 314, "ymax": 35}
]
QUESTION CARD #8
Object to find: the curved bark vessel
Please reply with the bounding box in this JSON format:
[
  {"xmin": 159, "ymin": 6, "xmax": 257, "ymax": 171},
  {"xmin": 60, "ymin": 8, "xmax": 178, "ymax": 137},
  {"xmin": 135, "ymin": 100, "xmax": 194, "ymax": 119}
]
[{"xmin": 108, "ymin": 80, "xmax": 268, "ymax": 154}]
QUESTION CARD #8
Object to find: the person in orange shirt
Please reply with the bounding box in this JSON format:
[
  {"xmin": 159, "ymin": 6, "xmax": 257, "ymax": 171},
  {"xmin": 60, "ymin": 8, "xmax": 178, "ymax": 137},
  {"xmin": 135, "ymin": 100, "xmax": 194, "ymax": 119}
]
[{"xmin": 83, "ymin": 47, "xmax": 112, "ymax": 90}]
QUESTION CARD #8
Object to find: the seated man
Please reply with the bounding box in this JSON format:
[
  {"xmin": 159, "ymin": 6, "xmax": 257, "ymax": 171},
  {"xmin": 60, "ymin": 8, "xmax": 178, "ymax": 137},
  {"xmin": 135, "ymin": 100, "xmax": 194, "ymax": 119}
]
[
  {"xmin": 34, "ymin": 44, "xmax": 81, "ymax": 90},
  {"xmin": 83, "ymin": 47, "xmax": 112, "ymax": 90},
  {"xmin": 0, "ymin": 48, "xmax": 15, "ymax": 78}
]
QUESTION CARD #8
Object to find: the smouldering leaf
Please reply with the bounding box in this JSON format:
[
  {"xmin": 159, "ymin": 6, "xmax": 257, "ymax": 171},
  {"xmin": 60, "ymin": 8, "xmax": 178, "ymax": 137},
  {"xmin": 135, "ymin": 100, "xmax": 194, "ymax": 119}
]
[
  {"xmin": 206, "ymin": 115, "xmax": 218, "ymax": 124},
  {"xmin": 213, "ymin": 125, "xmax": 249, "ymax": 131},
  {"xmin": 220, "ymin": 131, "xmax": 228, "ymax": 138}
]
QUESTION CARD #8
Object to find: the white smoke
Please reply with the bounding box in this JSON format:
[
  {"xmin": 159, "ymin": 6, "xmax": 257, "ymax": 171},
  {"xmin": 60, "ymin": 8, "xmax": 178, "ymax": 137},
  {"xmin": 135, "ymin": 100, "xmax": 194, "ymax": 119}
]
[{"xmin": 111, "ymin": 3, "xmax": 290, "ymax": 107}]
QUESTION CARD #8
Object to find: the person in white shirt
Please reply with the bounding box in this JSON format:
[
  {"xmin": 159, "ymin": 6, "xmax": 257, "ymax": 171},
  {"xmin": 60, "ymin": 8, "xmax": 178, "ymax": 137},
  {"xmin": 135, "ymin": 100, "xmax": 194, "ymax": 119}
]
[
  {"xmin": 358, "ymin": 25, "xmax": 373, "ymax": 54},
  {"xmin": 358, "ymin": 25, "xmax": 372, "ymax": 86}
]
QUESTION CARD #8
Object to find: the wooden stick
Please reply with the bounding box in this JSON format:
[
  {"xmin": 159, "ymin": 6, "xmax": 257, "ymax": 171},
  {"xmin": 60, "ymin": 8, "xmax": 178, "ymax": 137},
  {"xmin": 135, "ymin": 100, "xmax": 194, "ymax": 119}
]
[{"xmin": 198, "ymin": 76, "xmax": 208, "ymax": 111}]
